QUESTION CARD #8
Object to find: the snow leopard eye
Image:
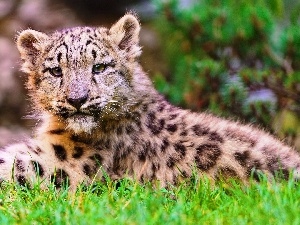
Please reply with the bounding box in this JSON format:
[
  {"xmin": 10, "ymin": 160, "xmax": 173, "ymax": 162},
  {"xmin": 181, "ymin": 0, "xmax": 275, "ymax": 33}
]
[
  {"xmin": 92, "ymin": 64, "xmax": 107, "ymax": 74},
  {"xmin": 49, "ymin": 67, "xmax": 63, "ymax": 77}
]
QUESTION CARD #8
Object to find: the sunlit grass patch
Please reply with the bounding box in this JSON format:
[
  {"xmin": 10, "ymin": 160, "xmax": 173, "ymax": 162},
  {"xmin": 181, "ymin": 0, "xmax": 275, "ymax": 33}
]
[{"xmin": 0, "ymin": 177, "xmax": 300, "ymax": 224}]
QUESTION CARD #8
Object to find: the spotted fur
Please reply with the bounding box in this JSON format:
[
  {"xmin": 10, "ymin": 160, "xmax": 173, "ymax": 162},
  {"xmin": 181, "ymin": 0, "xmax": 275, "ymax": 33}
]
[{"xmin": 0, "ymin": 13, "xmax": 300, "ymax": 190}]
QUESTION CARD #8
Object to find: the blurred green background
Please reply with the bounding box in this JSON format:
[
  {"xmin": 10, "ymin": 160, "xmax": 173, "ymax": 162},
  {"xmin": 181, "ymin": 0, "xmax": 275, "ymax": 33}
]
[{"xmin": 0, "ymin": 0, "xmax": 299, "ymax": 150}]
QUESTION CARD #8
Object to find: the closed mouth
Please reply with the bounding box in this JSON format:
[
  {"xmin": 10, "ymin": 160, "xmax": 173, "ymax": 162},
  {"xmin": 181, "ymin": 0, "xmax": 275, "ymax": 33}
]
[
  {"xmin": 57, "ymin": 110, "xmax": 92, "ymax": 119},
  {"xmin": 56, "ymin": 104, "xmax": 104, "ymax": 120},
  {"xmin": 70, "ymin": 111, "xmax": 92, "ymax": 117}
]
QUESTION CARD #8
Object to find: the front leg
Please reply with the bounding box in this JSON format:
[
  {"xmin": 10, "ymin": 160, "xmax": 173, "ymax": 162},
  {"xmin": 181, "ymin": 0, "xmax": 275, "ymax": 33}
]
[{"xmin": 0, "ymin": 137, "xmax": 103, "ymax": 190}]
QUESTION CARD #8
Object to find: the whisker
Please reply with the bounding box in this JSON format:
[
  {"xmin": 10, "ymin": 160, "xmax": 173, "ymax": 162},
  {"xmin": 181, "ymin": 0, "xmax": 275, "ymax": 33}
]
[{"xmin": 108, "ymin": 100, "xmax": 119, "ymax": 103}]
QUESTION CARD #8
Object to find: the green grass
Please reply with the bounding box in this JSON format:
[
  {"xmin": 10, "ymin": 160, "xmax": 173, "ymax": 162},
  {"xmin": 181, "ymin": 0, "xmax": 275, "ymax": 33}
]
[{"xmin": 0, "ymin": 177, "xmax": 300, "ymax": 225}]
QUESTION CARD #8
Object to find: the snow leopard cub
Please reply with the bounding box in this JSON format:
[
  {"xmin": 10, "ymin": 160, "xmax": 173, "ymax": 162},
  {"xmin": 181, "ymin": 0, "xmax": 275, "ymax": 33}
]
[{"xmin": 0, "ymin": 13, "xmax": 299, "ymax": 190}]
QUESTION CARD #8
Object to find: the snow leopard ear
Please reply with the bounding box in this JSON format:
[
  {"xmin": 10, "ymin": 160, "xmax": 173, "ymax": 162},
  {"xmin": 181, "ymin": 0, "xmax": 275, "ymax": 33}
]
[
  {"xmin": 109, "ymin": 13, "xmax": 141, "ymax": 58},
  {"xmin": 17, "ymin": 29, "xmax": 48, "ymax": 65}
]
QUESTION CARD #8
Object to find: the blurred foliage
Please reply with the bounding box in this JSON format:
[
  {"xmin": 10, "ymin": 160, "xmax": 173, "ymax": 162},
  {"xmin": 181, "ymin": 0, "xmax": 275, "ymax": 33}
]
[{"xmin": 153, "ymin": 0, "xmax": 300, "ymax": 149}]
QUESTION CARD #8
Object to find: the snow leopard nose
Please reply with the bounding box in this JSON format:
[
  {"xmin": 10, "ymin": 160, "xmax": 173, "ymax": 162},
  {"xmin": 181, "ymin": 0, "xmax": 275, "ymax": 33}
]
[{"xmin": 67, "ymin": 93, "xmax": 88, "ymax": 110}]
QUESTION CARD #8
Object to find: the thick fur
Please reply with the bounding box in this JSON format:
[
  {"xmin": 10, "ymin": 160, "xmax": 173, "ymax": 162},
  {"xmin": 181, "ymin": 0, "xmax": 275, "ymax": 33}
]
[{"xmin": 1, "ymin": 14, "xmax": 300, "ymax": 190}]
